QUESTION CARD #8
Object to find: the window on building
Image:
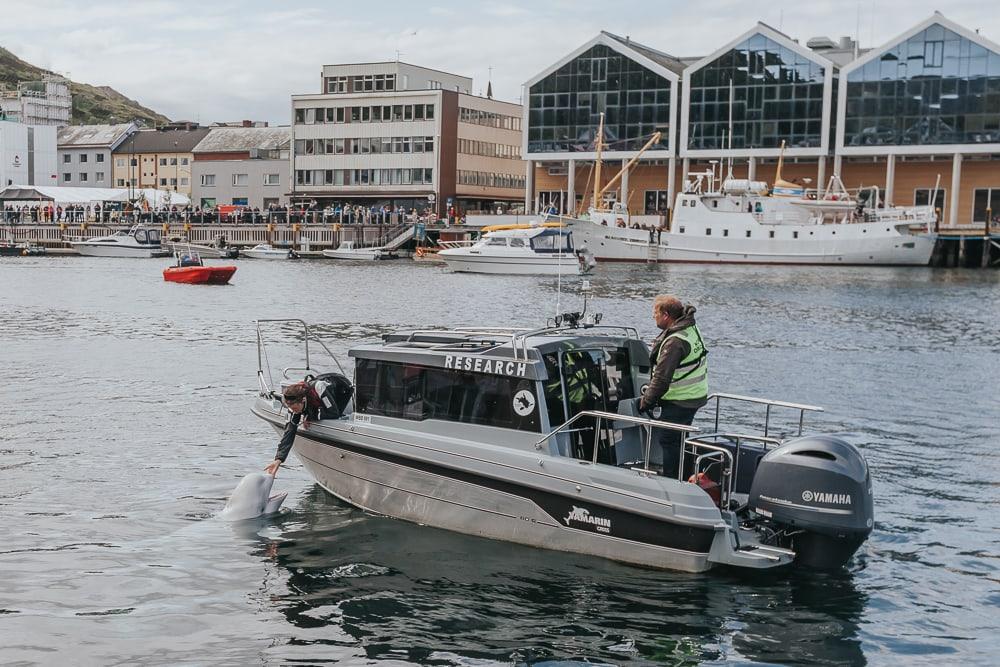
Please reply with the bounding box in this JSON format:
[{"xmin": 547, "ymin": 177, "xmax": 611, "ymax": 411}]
[
  {"xmin": 201, "ymin": 174, "xmax": 216, "ymax": 187},
  {"xmin": 160, "ymin": 178, "xmax": 167, "ymax": 186},
  {"xmin": 79, "ymin": 173, "xmax": 88, "ymax": 182},
  {"xmin": 95, "ymin": 171, "xmax": 105, "ymax": 182},
  {"xmin": 844, "ymin": 23, "xmax": 1000, "ymax": 146},
  {"xmin": 116, "ymin": 158, "xmax": 125, "ymax": 167},
  {"xmin": 159, "ymin": 158, "xmax": 167, "ymax": 166},
  {"xmin": 116, "ymin": 178, "xmax": 125, "ymax": 186},
  {"xmin": 63, "ymin": 154, "xmax": 71, "ymax": 163},
  {"xmin": 96, "ymin": 153, "xmax": 104, "ymax": 163},
  {"xmin": 973, "ymin": 188, "xmax": 1000, "ymax": 223},
  {"xmin": 264, "ymin": 173, "xmax": 280, "ymax": 186},
  {"xmin": 232, "ymin": 197, "xmax": 248, "ymax": 206},
  {"xmin": 181, "ymin": 157, "xmax": 189, "ymax": 166},
  {"xmin": 181, "ymin": 177, "xmax": 189, "ymax": 186},
  {"xmin": 169, "ymin": 178, "xmax": 176, "ymax": 186},
  {"xmin": 233, "ymin": 174, "xmax": 248, "ymax": 186},
  {"xmin": 130, "ymin": 158, "xmax": 138, "ymax": 166},
  {"xmin": 79, "ymin": 154, "xmax": 88, "ymax": 163},
  {"xmin": 914, "ymin": 188, "xmax": 946, "ymax": 214},
  {"xmin": 63, "ymin": 173, "xmax": 71, "ymax": 182},
  {"xmin": 687, "ymin": 33, "xmax": 825, "ymax": 150},
  {"xmin": 170, "ymin": 157, "xmax": 178, "ymax": 166}
]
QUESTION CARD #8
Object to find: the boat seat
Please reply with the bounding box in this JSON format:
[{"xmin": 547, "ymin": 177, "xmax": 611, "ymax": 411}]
[{"xmin": 614, "ymin": 398, "xmax": 662, "ymax": 468}]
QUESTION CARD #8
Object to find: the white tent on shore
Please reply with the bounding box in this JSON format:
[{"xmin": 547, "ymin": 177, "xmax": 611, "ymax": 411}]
[{"xmin": 0, "ymin": 185, "xmax": 190, "ymax": 206}]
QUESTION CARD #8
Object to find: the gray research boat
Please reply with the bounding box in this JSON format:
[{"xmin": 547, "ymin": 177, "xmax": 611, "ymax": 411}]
[{"xmin": 252, "ymin": 313, "xmax": 873, "ymax": 574}]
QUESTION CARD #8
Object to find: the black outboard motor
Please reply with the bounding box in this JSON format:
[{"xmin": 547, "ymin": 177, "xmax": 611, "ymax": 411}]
[{"xmin": 749, "ymin": 435, "xmax": 874, "ymax": 569}]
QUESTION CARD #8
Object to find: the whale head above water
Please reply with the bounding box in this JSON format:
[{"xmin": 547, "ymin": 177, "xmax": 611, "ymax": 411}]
[{"xmin": 219, "ymin": 473, "xmax": 287, "ymax": 521}]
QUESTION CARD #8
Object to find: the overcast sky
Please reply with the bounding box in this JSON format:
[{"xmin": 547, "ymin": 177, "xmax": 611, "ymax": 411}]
[{"xmin": 1, "ymin": 0, "xmax": 996, "ymax": 125}]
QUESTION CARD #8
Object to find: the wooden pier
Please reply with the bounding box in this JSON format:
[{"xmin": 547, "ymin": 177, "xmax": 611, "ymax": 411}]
[
  {"xmin": 1, "ymin": 222, "xmax": 433, "ymax": 254},
  {"xmin": 929, "ymin": 225, "xmax": 1000, "ymax": 268},
  {"xmin": 3, "ymin": 221, "xmax": 996, "ymax": 267}
]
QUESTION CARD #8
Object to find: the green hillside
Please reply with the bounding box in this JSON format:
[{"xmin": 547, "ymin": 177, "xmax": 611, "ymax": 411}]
[{"xmin": 0, "ymin": 46, "xmax": 169, "ymax": 127}]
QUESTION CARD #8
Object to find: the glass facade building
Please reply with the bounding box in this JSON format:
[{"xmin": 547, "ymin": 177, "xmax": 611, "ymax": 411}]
[
  {"xmin": 527, "ymin": 44, "xmax": 673, "ymax": 154},
  {"xmin": 843, "ymin": 23, "xmax": 1000, "ymax": 146},
  {"xmin": 686, "ymin": 33, "xmax": 827, "ymax": 150}
]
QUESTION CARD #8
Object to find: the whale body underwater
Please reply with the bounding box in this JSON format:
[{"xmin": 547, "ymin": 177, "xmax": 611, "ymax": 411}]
[{"xmin": 219, "ymin": 473, "xmax": 288, "ymax": 521}]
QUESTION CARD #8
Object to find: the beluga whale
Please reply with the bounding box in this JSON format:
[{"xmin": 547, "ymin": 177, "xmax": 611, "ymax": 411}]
[{"xmin": 218, "ymin": 473, "xmax": 288, "ymax": 521}]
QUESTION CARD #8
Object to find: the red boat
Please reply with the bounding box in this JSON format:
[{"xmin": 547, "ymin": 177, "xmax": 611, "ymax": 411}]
[{"xmin": 163, "ymin": 252, "xmax": 237, "ymax": 285}]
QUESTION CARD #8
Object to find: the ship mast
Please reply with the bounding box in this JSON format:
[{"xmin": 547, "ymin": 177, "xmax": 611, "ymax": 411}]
[
  {"xmin": 595, "ymin": 131, "xmax": 662, "ymax": 203},
  {"xmin": 592, "ymin": 112, "xmax": 605, "ymax": 210}
]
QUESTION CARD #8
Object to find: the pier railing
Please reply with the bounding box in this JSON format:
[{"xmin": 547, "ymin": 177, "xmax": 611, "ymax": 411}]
[{"xmin": 1, "ymin": 220, "xmax": 447, "ymax": 252}]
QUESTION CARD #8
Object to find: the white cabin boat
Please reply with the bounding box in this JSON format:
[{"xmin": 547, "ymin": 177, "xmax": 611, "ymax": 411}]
[
  {"xmin": 244, "ymin": 244, "xmax": 299, "ymax": 260},
  {"xmin": 322, "ymin": 241, "xmax": 397, "ymax": 261},
  {"xmin": 439, "ymin": 225, "xmax": 595, "ymax": 275},
  {"xmin": 69, "ymin": 225, "xmax": 170, "ymax": 258}
]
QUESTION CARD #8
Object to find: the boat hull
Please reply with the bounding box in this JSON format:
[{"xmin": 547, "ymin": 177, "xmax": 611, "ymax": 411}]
[
  {"xmin": 440, "ymin": 252, "xmax": 582, "ymax": 275},
  {"xmin": 70, "ymin": 242, "xmax": 170, "ymax": 258},
  {"xmin": 163, "ymin": 265, "xmax": 237, "ymax": 284},
  {"xmin": 244, "ymin": 249, "xmax": 297, "ymax": 259},
  {"xmin": 255, "ymin": 407, "xmax": 719, "ymax": 573},
  {"xmin": 322, "ymin": 249, "xmax": 394, "ymax": 260},
  {"xmin": 570, "ymin": 220, "xmax": 936, "ymax": 265}
]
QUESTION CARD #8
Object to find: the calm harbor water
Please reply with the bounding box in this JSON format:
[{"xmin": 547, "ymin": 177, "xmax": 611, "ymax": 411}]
[{"xmin": 1, "ymin": 256, "xmax": 998, "ymax": 665}]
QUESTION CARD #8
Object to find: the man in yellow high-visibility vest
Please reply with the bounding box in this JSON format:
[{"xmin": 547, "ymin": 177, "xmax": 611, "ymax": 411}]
[{"xmin": 639, "ymin": 294, "xmax": 709, "ymax": 478}]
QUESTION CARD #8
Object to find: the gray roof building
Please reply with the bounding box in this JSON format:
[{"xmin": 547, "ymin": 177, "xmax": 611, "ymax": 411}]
[
  {"xmin": 58, "ymin": 123, "xmax": 136, "ymax": 150},
  {"xmin": 112, "ymin": 127, "xmax": 211, "ymax": 154},
  {"xmin": 193, "ymin": 126, "xmax": 291, "ymax": 154}
]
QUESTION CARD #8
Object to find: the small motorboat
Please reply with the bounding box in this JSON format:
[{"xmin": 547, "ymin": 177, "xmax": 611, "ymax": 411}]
[
  {"xmin": 0, "ymin": 241, "xmax": 46, "ymax": 256},
  {"xmin": 252, "ymin": 310, "xmax": 874, "ymax": 574},
  {"xmin": 70, "ymin": 225, "xmax": 171, "ymax": 258},
  {"xmin": 322, "ymin": 241, "xmax": 396, "ymax": 260},
  {"xmin": 244, "ymin": 243, "xmax": 299, "ymax": 260},
  {"xmin": 163, "ymin": 251, "xmax": 236, "ymax": 285},
  {"xmin": 439, "ymin": 223, "xmax": 595, "ymax": 275}
]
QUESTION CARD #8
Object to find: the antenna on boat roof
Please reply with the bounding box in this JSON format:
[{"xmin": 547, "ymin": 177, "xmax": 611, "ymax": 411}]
[
  {"xmin": 726, "ymin": 80, "xmax": 734, "ymax": 182},
  {"xmin": 550, "ymin": 281, "xmax": 602, "ymax": 329}
]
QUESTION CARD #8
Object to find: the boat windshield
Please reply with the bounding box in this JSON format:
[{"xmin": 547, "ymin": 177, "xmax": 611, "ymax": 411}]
[
  {"xmin": 354, "ymin": 359, "xmax": 541, "ymax": 432},
  {"xmin": 543, "ymin": 346, "xmax": 635, "ymax": 462},
  {"xmin": 485, "ymin": 237, "xmax": 507, "ymax": 247},
  {"xmin": 531, "ymin": 230, "xmax": 573, "ymax": 253}
]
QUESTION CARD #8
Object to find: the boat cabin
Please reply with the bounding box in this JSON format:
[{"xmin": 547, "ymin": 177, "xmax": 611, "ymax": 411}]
[
  {"xmin": 348, "ymin": 323, "xmax": 650, "ymax": 463},
  {"xmin": 478, "ymin": 226, "xmax": 575, "ymax": 254}
]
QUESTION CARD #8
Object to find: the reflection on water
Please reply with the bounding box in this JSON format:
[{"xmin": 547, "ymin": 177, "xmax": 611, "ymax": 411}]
[
  {"xmin": 0, "ymin": 256, "xmax": 997, "ymax": 664},
  {"xmin": 253, "ymin": 487, "xmax": 868, "ymax": 666}
]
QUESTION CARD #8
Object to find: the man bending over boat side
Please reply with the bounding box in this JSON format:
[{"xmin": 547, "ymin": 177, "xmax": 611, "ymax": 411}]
[
  {"xmin": 265, "ymin": 383, "xmax": 321, "ymax": 476},
  {"xmin": 639, "ymin": 295, "xmax": 709, "ymax": 479}
]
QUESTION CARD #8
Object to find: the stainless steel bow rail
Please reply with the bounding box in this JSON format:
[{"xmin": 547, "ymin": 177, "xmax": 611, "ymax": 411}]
[
  {"xmin": 707, "ymin": 392, "xmax": 824, "ymax": 438},
  {"xmin": 256, "ymin": 318, "xmax": 346, "ymax": 396}
]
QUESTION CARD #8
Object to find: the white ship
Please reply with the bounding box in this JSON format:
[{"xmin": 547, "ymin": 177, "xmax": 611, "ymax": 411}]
[
  {"xmin": 573, "ymin": 172, "xmax": 938, "ymax": 266},
  {"xmin": 561, "ymin": 115, "xmax": 938, "ymax": 266}
]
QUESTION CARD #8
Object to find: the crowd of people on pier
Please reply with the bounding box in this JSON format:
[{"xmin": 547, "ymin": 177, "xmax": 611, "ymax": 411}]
[{"xmin": 2, "ymin": 201, "xmax": 451, "ymax": 226}]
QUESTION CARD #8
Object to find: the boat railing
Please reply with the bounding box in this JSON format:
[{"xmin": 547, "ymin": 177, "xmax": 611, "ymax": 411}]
[
  {"xmin": 707, "ymin": 392, "xmax": 823, "ymax": 439},
  {"xmin": 255, "ymin": 318, "xmax": 346, "ymax": 396},
  {"xmin": 536, "ymin": 409, "xmax": 741, "ymax": 508},
  {"xmin": 401, "ymin": 324, "xmax": 640, "ymax": 360}
]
